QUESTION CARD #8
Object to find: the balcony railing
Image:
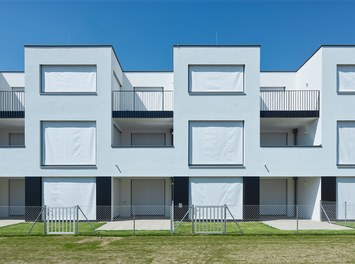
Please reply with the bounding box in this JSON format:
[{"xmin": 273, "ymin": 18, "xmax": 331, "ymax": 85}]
[
  {"xmin": 260, "ymin": 90, "xmax": 319, "ymax": 118},
  {"xmin": 0, "ymin": 91, "xmax": 25, "ymax": 118},
  {"xmin": 113, "ymin": 90, "xmax": 173, "ymax": 112}
]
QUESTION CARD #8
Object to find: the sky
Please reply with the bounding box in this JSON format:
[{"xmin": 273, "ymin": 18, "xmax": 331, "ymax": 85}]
[{"xmin": 0, "ymin": 0, "xmax": 355, "ymax": 71}]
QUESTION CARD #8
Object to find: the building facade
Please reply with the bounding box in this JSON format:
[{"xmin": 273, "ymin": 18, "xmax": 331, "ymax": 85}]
[{"xmin": 1, "ymin": 44, "xmax": 355, "ymax": 221}]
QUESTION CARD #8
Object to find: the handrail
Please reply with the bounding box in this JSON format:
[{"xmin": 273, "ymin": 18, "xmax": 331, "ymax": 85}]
[
  {"xmin": 0, "ymin": 91, "xmax": 25, "ymax": 111},
  {"xmin": 260, "ymin": 90, "xmax": 319, "ymax": 111},
  {"xmin": 112, "ymin": 90, "xmax": 173, "ymax": 111}
]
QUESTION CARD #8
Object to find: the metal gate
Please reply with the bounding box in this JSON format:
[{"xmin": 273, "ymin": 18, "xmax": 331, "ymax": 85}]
[
  {"xmin": 45, "ymin": 206, "xmax": 79, "ymax": 235},
  {"xmin": 192, "ymin": 205, "xmax": 226, "ymax": 234}
]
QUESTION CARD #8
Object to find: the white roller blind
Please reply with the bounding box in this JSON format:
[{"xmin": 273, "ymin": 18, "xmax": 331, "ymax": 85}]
[
  {"xmin": 190, "ymin": 177, "xmax": 243, "ymax": 219},
  {"xmin": 43, "ymin": 122, "xmax": 96, "ymax": 166},
  {"xmin": 42, "ymin": 65, "xmax": 97, "ymax": 93},
  {"xmin": 260, "ymin": 179, "xmax": 287, "ymax": 215},
  {"xmin": 189, "ymin": 65, "xmax": 244, "ymax": 92},
  {"xmin": 337, "ymin": 122, "xmax": 355, "ymax": 165},
  {"xmin": 338, "ymin": 65, "xmax": 355, "ymax": 92},
  {"xmin": 43, "ymin": 178, "xmax": 96, "ymax": 220},
  {"xmin": 190, "ymin": 121, "xmax": 243, "ymax": 165}
]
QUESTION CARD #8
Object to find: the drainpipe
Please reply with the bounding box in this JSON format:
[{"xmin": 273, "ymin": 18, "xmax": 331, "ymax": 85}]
[
  {"xmin": 293, "ymin": 177, "xmax": 298, "ymax": 217},
  {"xmin": 293, "ymin": 129, "xmax": 298, "ymax": 146}
]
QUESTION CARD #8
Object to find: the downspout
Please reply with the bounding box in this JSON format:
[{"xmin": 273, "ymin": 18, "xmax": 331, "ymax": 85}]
[{"xmin": 293, "ymin": 128, "xmax": 298, "ymax": 146}]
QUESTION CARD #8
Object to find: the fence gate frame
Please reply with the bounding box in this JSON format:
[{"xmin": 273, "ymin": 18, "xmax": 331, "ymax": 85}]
[
  {"xmin": 192, "ymin": 205, "xmax": 227, "ymax": 234},
  {"xmin": 44, "ymin": 206, "xmax": 79, "ymax": 235}
]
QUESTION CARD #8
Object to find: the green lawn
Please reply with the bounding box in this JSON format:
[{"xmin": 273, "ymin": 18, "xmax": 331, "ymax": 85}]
[{"xmin": 1, "ymin": 235, "xmax": 355, "ymax": 263}]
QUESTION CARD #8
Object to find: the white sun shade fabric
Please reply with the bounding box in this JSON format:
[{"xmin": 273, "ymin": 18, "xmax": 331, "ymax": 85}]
[
  {"xmin": 189, "ymin": 65, "xmax": 244, "ymax": 92},
  {"xmin": 43, "ymin": 178, "xmax": 96, "ymax": 220},
  {"xmin": 190, "ymin": 121, "xmax": 244, "ymax": 165},
  {"xmin": 337, "ymin": 122, "xmax": 355, "ymax": 165},
  {"xmin": 190, "ymin": 177, "xmax": 243, "ymax": 219},
  {"xmin": 337, "ymin": 177, "xmax": 355, "ymax": 219},
  {"xmin": 338, "ymin": 65, "xmax": 355, "ymax": 92},
  {"xmin": 41, "ymin": 65, "xmax": 97, "ymax": 93},
  {"xmin": 42, "ymin": 122, "xmax": 96, "ymax": 166}
]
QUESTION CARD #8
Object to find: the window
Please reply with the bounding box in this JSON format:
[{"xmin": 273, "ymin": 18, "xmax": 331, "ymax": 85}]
[
  {"xmin": 337, "ymin": 121, "xmax": 355, "ymax": 165},
  {"xmin": 42, "ymin": 121, "xmax": 96, "ymax": 166},
  {"xmin": 189, "ymin": 121, "xmax": 244, "ymax": 166},
  {"xmin": 189, "ymin": 65, "xmax": 244, "ymax": 93},
  {"xmin": 9, "ymin": 133, "xmax": 24, "ymax": 146},
  {"xmin": 131, "ymin": 133, "xmax": 166, "ymax": 146},
  {"xmin": 260, "ymin": 132, "xmax": 288, "ymax": 147},
  {"xmin": 337, "ymin": 65, "xmax": 355, "ymax": 92},
  {"xmin": 41, "ymin": 65, "xmax": 97, "ymax": 93}
]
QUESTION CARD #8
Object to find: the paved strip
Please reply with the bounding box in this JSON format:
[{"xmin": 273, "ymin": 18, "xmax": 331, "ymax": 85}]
[
  {"xmin": 0, "ymin": 220, "xmax": 25, "ymax": 228},
  {"xmin": 263, "ymin": 219, "xmax": 352, "ymax": 230},
  {"xmin": 97, "ymin": 219, "xmax": 171, "ymax": 230}
]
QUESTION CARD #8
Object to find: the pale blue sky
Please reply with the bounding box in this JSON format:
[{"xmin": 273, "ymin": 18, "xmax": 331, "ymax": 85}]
[{"xmin": 0, "ymin": 0, "xmax": 354, "ymax": 71}]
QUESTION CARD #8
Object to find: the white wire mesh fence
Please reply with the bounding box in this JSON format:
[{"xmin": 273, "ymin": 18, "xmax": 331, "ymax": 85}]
[{"xmin": 0, "ymin": 203, "xmax": 354, "ymax": 235}]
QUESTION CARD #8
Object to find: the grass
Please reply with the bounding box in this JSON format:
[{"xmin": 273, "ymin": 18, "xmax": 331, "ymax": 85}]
[{"xmin": 1, "ymin": 235, "xmax": 355, "ymax": 263}]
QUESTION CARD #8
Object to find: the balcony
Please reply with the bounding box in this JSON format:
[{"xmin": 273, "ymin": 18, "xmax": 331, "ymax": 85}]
[
  {"xmin": 112, "ymin": 90, "xmax": 173, "ymax": 118},
  {"xmin": 0, "ymin": 91, "xmax": 25, "ymax": 118},
  {"xmin": 260, "ymin": 90, "xmax": 319, "ymax": 118}
]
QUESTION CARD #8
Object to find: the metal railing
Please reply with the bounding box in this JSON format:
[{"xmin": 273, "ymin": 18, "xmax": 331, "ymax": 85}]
[
  {"xmin": 0, "ymin": 91, "xmax": 25, "ymax": 111},
  {"xmin": 260, "ymin": 90, "xmax": 319, "ymax": 111},
  {"xmin": 112, "ymin": 90, "xmax": 173, "ymax": 111}
]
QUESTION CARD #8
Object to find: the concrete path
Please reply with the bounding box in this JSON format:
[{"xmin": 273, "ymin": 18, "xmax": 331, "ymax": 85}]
[
  {"xmin": 97, "ymin": 219, "xmax": 171, "ymax": 231},
  {"xmin": 263, "ymin": 219, "xmax": 352, "ymax": 230},
  {"xmin": 0, "ymin": 219, "xmax": 25, "ymax": 228}
]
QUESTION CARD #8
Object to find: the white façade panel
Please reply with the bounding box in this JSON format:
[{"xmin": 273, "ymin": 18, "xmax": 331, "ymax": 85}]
[
  {"xmin": 260, "ymin": 179, "xmax": 287, "ymax": 215},
  {"xmin": 337, "ymin": 177, "xmax": 355, "ymax": 219},
  {"xmin": 190, "ymin": 178, "xmax": 243, "ymax": 219},
  {"xmin": 41, "ymin": 65, "xmax": 96, "ymax": 93},
  {"xmin": 190, "ymin": 121, "xmax": 244, "ymax": 165},
  {"xmin": 337, "ymin": 122, "xmax": 355, "ymax": 165},
  {"xmin": 189, "ymin": 65, "xmax": 244, "ymax": 92},
  {"xmin": 43, "ymin": 177, "xmax": 96, "ymax": 220},
  {"xmin": 338, "ymin": 65, "xmax": 355, "ymax": 92},
  {"xmin": 42, "ymin": 122, "xmax": 96, "ymax": 166}
]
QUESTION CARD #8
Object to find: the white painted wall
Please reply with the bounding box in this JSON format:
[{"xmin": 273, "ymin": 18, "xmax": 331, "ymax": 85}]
[
  {"xmin": 260, "ymin": 72, "xmax": 296, "ymax": 90},
  {"xmin": 297, "ymin": 177, "xmax": 321, "ymax": 220}
]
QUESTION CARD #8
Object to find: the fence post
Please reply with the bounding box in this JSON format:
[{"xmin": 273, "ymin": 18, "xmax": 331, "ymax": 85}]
[
  {"xmin": 133, "ymin": 205, "xmax": 136, "ymax": 235},
  {"xmin": 43, "ymin": 206, "xmax": 47, "ymax": 235},
  {"xmin": 345, "ymin": 201, "xmax": 347, "ymax": 227},
  {"xmin": 191, "ymin": 205, "xmax": 195, "ymax": 235},
  {"xmin": 224, "ymin": 205, "xmax": 227, "ymax": 234},
  {"xmin": 296, "ymin": 205, "xmax": 299, "ymax": 234},
  {"xmin": 170, "ymin": 201, "xmax": 174, "ymax": 235}
]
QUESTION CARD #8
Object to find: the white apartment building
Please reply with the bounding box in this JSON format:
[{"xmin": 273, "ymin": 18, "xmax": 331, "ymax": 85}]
[{"xmin": 0, "ymin": 44, "xmax": 355, "ymax": 221}]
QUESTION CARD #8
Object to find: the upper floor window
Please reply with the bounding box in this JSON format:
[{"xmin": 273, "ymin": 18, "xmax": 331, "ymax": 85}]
[
  {"xmin": 188, "ymin": 65, "xmax": 244, "ymax": 93},
  {"xmin": 337, "ymin": 65, "xmax": 355, "ymax": 93},
  {"xmin": 41, "ymin": 65, "xmax": 97, "ymax": 94},
  {"xmin": 42, "ymin": 121, "xmax": 96, "ymax": 166},
  {"xmin": 337, "ymin": 121, "xmax": 355, "ymax": 166},
  {"xmin": 189, "ymin": 121, "xmax": 244, "ymax": 166}
]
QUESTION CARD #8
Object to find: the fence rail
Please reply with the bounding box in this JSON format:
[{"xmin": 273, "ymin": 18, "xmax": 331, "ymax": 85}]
[
  {"xmin": 112, "ymin": 90, "xmax": 173, "ymax": 111},
  {"xmin": 260, "ymin": 90, "xmax": 319, "ymax": 111},
  {"xmin": 0, "ymin": 91, "xmax": 25, "ymax": 112}
]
